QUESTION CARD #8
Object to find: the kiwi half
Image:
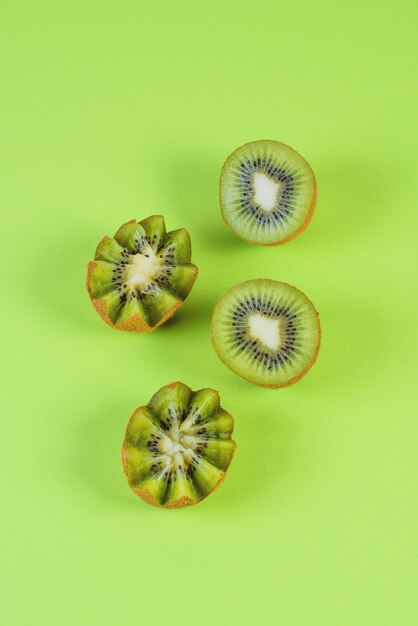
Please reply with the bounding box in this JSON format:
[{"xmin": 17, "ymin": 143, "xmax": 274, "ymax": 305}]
[
  {"xmin": 86, "ymin": 216, "xmax": 198, "ymax": 331},
  {"xmin": 121, "ymin": 382, "xmax": 236, "ymax": 508},
  {"xmin": 220, "ymin": 140, "xmax": 317, "ymax": 245},
  {"xmin": 211, "ymin": 279, "xmax": 320, "ymax": 388}
]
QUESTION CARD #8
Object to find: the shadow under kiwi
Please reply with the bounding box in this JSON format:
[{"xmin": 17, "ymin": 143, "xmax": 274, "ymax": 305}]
[
  {"xmin": 159, "ymin": 289, "xmax": 215, "ymax": 332},
  {"xmin": 199, "ymin": 393, "xmax": 299, "ymax": 516},
  {"xmin": 303, "ymin": 290, "xmax": 391, "ymax": 399},
  {"xmin": 19, "ymin": 225, "xmax": 100, "ymax": 332},
  {"xmin": 72, "ymin": 399, "xmax": 142, "ymax": 510},
  {"xmin": 304, "ymin": 159, "xmax": 391, "ymax": 249}
]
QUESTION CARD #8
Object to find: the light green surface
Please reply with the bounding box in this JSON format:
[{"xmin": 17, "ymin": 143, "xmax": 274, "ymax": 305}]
[{"xmin": 1, "ymin": 1, "xmax": 417, "ymax": 625}]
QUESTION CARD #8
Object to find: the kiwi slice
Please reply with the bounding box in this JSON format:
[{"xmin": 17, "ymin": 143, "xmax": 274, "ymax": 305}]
[
  {"xmin": 121, "ymin": 382, "xmax": 236, "ymax": 508},
  {"xmin": 211, "ymin": 279, "xmax": 320, "ymax": 388},
  {"xmin": 86, "ymin": 216, "xmax": 198, "ymax": 331},
  {"xmin": 219, "ymin": 140, "xmax": 317, "ymax": 245}
]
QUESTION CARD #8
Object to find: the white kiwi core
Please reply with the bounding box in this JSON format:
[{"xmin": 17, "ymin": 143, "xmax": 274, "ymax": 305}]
[
  {"xmin": 123, "ymin": 249, "xmax": 162, "ymax": 289},
  {"xmin": 253, "ymin": 172, "xmax": 280, "ymax": 211},
  {"xmin": 157, "ymin": 420, "xmax": 201, "ymax": 469},
  {"xmin": 249, "ymin": 313, "xmax": 281, "ymax": 350}
]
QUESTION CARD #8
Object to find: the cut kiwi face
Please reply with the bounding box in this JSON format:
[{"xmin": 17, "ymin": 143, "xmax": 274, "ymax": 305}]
[
  {"xmin": 211, "ymin": 279, "xmax": 320, "ymax": 388},
  {"xmin": 220, "ymin": 140, "xmax": 317, "ymax": 245},
  {"xmin": 86, "ymin": 216, "xmax": 198, "ymax": 331},
  {"xmin": 121, "ymin": 382, "xmax": 236, "ymax": 508}
]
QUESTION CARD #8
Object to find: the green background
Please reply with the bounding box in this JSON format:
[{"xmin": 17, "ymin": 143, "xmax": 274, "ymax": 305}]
[{"xmin": 1, "ymin": 1, "xmax": 417, "ymax": 624}]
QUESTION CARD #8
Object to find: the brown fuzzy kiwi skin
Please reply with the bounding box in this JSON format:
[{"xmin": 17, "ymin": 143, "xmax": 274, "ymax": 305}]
[
  {"xmin": 210, "ymin": 280, "xmax": 321, "ymax": 389},
  {"xmin": 219, "ymin": 140, "xmax": 317, "ymax": 246},
  {"xmin": 86, "ymin": 261, "xmax": 198, "ymax": 332},
  {"xmin": 121, "ymin": 382, "xmax": 236, "ymax": 509}
]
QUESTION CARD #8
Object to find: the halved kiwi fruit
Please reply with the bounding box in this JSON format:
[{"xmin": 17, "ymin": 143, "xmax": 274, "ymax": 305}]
[
  {"xmin": 211, "ymin": 279, "xmax": 320, "ymax": 388},
  {"xmin": 86, "ymin": 216, "xmax": 198, "ymax": 331},
  {"xmin": 220, "ymin": 140, "xmax": 317, "ymax": 245},
  {"xmin": 121, "ymin": 381, "xmax": 236, "ymax": 508}
]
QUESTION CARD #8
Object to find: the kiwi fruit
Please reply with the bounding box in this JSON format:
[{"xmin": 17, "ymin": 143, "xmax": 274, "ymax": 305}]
[
  {"xmin": 219, "ymin": 140, "xmax": 317, "ymax": 245},
  {"xmin": 211, "ymin": 279, "xmax": 320, "ymax": 388},
  {"xmin": 86, "ymin": 216, "xmax": 198, "ymax": 331},
  {"xmin": 121, "ymin": 381, "xmax": 236, "ymax": 508}
]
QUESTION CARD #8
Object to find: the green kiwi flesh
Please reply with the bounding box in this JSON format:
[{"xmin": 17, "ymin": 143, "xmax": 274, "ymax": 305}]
[
  {"xmin": 122, "ymin": 382, "xmax": 236, "ymax": 508},
  {"xmin": 211, "ymin": 279, "xmax": 320, "ymax": 388},
  {"xmin": 220, "ymin": 140, "xmax": 316, "ymax": 245},
  {"xmin": 87, "ymin": 216, "xmax": 198, "ymax": 331}
]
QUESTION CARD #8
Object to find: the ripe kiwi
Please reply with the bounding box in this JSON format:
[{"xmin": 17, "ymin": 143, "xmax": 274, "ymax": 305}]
[
  {"xmin": 219, "ymin": 140, "xmax": 317, "ymax": 245},
  {"xmin": 211, "ymin": 279, "xmax": 320, "ymax": 388},
  {"xmin": 86, "ymin": 216, "xmax": 198, "ymax": 331},
  {"xmin": 121, "ymin": 381, "xmax": 236, "ymax": 508}
]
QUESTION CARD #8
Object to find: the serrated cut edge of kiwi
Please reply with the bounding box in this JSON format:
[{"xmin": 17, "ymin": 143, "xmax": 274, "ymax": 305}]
[
  {"xmin": 86, "ymin": 217, "xmax": 198, "ymax": 332},
  {"xmin": 121, "ymin": 382, "xmax": 236, "ymax": 509}
]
